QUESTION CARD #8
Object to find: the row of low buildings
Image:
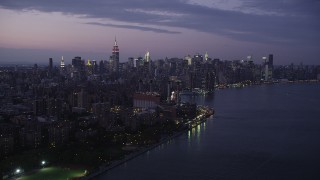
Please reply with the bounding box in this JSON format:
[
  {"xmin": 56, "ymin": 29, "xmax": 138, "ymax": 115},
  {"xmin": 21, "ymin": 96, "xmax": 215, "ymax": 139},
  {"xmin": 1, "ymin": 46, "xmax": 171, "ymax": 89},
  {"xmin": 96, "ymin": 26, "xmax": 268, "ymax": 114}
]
[{"xmin": 0, "ymin": 89, "xmax": 196, "ymax": 158}]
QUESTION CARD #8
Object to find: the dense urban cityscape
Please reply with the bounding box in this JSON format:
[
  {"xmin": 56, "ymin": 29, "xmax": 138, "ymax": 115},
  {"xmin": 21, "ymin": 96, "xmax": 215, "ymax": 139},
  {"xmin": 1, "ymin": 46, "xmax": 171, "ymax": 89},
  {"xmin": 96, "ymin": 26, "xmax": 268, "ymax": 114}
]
[
  {"xmin": 1, "ymin": 0, "xmax": 320, "ymax": 179},
  {"xmin": 0, "ymin": 38, "xmax": 319, "ymax": 179}
]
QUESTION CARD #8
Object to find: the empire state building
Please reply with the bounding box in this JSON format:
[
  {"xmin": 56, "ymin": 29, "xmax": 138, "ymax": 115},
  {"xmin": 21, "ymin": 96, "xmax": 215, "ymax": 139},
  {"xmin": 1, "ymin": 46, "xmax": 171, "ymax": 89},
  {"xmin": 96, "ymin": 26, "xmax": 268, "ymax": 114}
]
[{"xmin": 111, "ymin": 37, "xmax": 119, "ymax": 72}]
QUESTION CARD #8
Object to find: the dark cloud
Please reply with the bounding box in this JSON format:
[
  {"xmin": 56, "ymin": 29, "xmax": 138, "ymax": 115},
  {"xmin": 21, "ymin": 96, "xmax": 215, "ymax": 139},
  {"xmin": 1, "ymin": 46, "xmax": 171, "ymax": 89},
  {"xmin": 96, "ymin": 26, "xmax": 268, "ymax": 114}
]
[
  {"xmin": 0, "ymin": 0, "xmax": 319, "ymax": 46},
  {"xmin": 242, "ymin": 0, "xmax": 320, "ymax": 17},
  {"xmin": 85, "ymin": 22, "xmax": 180, "ymax": 34}
]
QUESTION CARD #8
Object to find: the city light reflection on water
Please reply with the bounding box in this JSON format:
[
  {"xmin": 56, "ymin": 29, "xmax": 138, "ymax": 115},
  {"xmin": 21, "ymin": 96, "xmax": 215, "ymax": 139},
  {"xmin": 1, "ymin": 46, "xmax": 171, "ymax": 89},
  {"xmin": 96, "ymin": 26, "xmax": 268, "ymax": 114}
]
[
  {"xmin": 188, "ymin": 121, "xmax": 207, "ymax": 147},
  {"xmin": 197, "ymin": 124, "xmax": 201, "ymax": 141}
]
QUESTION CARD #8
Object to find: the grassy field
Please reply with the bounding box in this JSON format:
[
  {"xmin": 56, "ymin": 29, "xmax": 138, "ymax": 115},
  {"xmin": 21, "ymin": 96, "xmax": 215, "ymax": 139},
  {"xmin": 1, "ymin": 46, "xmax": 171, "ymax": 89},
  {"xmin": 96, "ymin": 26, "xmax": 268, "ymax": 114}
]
[{"xmin": 17, "ymin": 167, "xmax": 87, "ymax": 180}]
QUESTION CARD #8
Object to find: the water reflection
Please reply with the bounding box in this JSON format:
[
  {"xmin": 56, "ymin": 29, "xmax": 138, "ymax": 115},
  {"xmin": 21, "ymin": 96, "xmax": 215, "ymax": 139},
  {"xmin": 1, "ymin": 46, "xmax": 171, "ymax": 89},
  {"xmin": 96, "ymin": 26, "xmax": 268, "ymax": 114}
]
[
  {"xmin": 188, "ymin": 121, "xmax": 207, "ymax": 147},
  {"xmin": 197, "ymin": 124, "xmax": 201, "ymax": 142},
  {"xmin": 182, "ymin": 93, "xmax": 214, "ymax": 147},
  {"xmin": 188, "ymin": 127, "xmax": 196, "ymax": 148},
  {"xmin": 180, "ymin": 92, "xmax": 215, "ymax": 106}
]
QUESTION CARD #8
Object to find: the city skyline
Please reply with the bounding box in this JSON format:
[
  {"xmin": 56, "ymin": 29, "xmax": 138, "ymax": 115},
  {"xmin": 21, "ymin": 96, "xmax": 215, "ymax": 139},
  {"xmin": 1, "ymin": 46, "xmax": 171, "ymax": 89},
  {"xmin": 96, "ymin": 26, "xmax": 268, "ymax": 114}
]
[{"xmin": 0, "ymin": 0, "xmax": 320, "ymax": 65}]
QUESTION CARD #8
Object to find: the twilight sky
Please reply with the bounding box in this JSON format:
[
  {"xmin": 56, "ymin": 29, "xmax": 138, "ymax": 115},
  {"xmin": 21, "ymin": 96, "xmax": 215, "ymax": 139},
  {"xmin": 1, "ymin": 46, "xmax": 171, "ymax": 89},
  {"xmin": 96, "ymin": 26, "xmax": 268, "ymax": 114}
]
[{"xmin": 0, "ymin": 0, "xmax": 319, "ymax": 65}]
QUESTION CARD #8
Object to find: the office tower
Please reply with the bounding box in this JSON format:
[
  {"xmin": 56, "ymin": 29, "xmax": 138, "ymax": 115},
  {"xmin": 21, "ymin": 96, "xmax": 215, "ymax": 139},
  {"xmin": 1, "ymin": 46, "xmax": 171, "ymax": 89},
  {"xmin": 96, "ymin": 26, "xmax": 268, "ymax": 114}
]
[
  {"xmin": 267, "ymin": 54, "xmax": 274, "ymax": 80},
  {"xmin": 144, "ymin": 51, "xmax": 150, "ymax": 62},
  {"xmin": 60, "ymin": 56, "xmax": 65, "ymax": 69},
  {"xmin": 137, "ymin": 57, "xmax": 143, "ymax": 66},
  {"xmin": 86, "ymin": 59, "xmax": 93, "ymax": 75},
  {"xmin": 99, "ymin": 60, "xmax": 105, "ymax": 74},
  {"xmin": 128, "ymin": 57, "xmax": 134, "ymax": 67},
  {"xmin": 261, "ymin": 54, "xmax": 274, "ymax": 81},
  {"xmin": 92, "ymin": 60, "xmax": 98, "ymax": 74},
  {"xmin": 144, "ymin": 51, "xmax": 152, "ymax": 73},
  {"xmin": 205, "ymin": 52, "xmax": 209, "ymax": 61},
  {"xmin": 184, "ymin": 55, "xmax": 192, "ymax": 65},
  {"xmin": 247, "ymin": 55, "xmax": 252, "ymax": 63},
  {"xmin": 111, "ymin": 37, "xmax": 119, "ymax": 72},
  {"xmin": 49, "ymin": 58, "xmax": 53, "ymax": 71},
  {"xmin": 262, "ymin": 56, "xmax": 268, "ymax": 81},
  {"xmin": 268, "ymin": 54, "xmax": 274, "ymax": 69},
  {"xmin": 72, "ymin": 56, "xmax": 84, "ymax": 70},
  {"xmin": 194, "ymin": 53, "xmax": 203, "ymax": 62}
]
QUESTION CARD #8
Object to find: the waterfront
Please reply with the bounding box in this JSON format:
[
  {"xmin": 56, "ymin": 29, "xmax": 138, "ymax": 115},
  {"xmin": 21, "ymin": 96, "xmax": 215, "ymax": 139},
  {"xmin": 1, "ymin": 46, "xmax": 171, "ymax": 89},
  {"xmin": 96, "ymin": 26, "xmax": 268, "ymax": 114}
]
[{"xmin": 97, "ymin": 83, "xmax": 320, "ymax": 180}]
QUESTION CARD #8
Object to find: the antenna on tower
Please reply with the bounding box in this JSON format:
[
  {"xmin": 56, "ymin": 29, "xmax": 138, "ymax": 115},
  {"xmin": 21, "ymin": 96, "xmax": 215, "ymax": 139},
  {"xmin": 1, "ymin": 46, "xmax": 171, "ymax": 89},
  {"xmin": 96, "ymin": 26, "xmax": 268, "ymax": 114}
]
[
  {"xmin": 114, "ymin": 36, "xmax": 117, "ymax": 46},
  {"xmin": 60, "ymin": 56, "xmax": 65, "ymax": 68}
]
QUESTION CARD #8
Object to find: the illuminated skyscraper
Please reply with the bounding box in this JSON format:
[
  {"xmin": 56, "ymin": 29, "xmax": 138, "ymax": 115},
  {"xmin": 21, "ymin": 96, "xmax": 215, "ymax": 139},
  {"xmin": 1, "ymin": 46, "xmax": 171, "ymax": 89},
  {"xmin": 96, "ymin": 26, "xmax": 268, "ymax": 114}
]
[
  {"xmin": 86, "ymin": 59, "xmax": 93, "ymax": 75},
  {"xmin": 261, "ymin": 54, "xmax": 274, "ymax": 81},
  {"xmin": 111, "ymin": 37, "xmax": 119, "ymax": 72},
  {"xmin": 205, "ymin": 52, "xmax": 209, "ymax": 61},
  {"xmin": 144, "ymin": 51, "xmax": 150, "ymax": 62},
  {"xmin": 247, "ymin": 55, "xmax": 253, "ymax": 63},
  {"xmin": 60, "ymin": 56, "xmax": 65, "ymax": 75},
  {"xmin": 184, "ymin": 55, "xmax": 192, "ymax": 65},
  {"xmin": 144, "ymin": 51, "xmax": 152, "ymax": 73},
  {"xmin": 60, "ymin": 56, "xmax": 65, "ymax": 69}
]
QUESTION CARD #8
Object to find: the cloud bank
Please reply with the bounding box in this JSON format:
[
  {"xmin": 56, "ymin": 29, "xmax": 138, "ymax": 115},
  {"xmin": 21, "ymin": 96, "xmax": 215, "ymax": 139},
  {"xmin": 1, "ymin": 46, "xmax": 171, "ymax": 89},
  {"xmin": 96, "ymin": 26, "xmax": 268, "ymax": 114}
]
[{"xmin": 0, "ymin": 0, "xmax": 319, "ymax": 46}]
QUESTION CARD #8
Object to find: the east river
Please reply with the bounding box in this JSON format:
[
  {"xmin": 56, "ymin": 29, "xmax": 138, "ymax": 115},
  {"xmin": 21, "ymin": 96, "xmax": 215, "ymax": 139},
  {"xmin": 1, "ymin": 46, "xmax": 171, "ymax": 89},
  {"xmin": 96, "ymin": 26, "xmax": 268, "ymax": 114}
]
[{"xmin": 97, "ymin": 83, "xmax": 320, "ymax": 180}]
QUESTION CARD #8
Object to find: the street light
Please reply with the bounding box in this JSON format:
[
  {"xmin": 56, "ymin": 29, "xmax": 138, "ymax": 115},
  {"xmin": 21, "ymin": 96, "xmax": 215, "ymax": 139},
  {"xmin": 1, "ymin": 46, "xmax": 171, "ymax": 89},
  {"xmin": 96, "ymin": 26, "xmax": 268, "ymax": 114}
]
[
  {"xmin": 15, "ymin": 169, "xmax": 21, "ymax": 174},
  {"xmin": 41, "ymin": 160, "xmax": 46, "ymax": 165},
  {"xmin": 14, "ymin": 168, "xmax": 23, "ymax": 175}
]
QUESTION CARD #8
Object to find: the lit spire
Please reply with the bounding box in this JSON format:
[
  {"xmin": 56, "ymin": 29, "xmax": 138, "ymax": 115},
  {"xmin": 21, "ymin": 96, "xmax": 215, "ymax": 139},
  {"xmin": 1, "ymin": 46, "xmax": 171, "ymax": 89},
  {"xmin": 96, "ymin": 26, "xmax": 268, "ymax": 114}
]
[
  {"xmin": 87, "ymin": 59, "xmax": 92, "ymax": 66},
  {"xmin": 60, "ymin": 56, "xmax": 65, "ymax": 68},
  {"xmin": 205, "ymin": 52, "xmax": 209, "ymax": 61},
  {"xmin": 112, "ymin": 36, "xmax": 119, "ymax": 53}
]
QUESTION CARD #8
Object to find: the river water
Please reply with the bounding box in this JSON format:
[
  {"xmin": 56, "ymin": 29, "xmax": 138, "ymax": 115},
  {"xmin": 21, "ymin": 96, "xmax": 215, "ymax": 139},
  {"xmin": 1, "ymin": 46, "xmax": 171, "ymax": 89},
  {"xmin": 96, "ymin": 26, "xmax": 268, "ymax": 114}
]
[{"xmin": 97, "ymin": 83, "xmax": 320, "ymax": 180}]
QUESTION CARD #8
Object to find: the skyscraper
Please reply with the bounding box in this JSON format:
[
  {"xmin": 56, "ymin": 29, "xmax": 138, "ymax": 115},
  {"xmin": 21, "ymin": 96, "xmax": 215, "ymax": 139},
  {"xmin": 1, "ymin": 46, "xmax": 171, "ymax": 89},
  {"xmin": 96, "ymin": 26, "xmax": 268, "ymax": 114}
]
[
  {"xmin": 60, "ymin": 56, "xmax": 65, "ymax": 69},
  {"xmin": 72, "ymin": 56, "xmax": 84, "ymax": 71},
  {"xmin": 205, "ymin": 52, "xmax": 209, "ymax": 61},
  {"xmin": 268, "ymin": 54, "xmax": 274, "ymax": 80},
  {"xmin": 261, "ymin": 54, "xmax": 274, "ymax": 81},
  {"xmin": 144, "ymin": 51, "xmax": 150, "ymax": 62},
  {"xmin": 268, "ymin": 54, "xmax": 274, "ymax": 69},
  {"xmin": 111, "ymin": 37, "xmax": 119, "ymax": 72},
  {"xmin": 49, "ymin": 58, "xmax": 53, "ymax": 71}
]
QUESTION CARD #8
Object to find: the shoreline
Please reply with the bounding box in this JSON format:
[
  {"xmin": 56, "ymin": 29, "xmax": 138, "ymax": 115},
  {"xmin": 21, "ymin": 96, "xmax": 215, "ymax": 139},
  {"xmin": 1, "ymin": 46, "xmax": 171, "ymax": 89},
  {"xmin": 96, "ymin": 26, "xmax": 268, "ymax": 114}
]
[
  {"xmin": 81, "ymin": 105, "xmax": 213, "ymax": 179},
  {"xmin": 82, "ymin": 129, "xmax": 188, "ymax": 179}
]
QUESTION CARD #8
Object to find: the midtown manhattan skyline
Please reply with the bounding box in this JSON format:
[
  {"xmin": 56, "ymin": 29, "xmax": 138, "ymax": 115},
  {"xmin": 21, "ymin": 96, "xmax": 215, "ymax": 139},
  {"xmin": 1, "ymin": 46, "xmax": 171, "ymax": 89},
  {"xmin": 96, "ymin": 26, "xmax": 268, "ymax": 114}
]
[{"xmin": 0, "ymin": 0, "xmax": 319, "ymax": 65}]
